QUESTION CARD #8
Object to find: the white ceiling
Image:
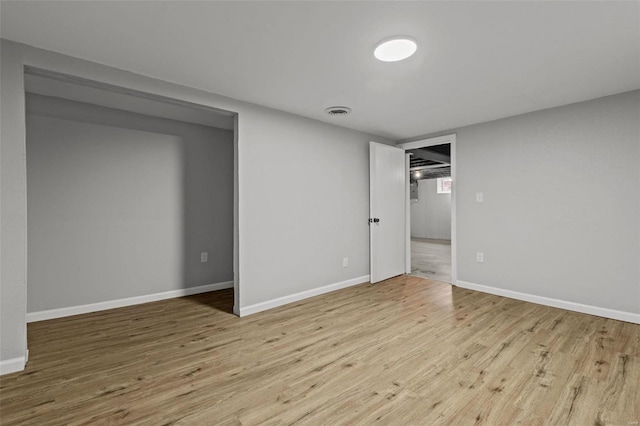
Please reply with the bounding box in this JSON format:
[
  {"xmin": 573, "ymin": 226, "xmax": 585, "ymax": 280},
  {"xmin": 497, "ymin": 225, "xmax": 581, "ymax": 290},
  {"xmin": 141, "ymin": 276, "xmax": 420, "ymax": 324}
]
[{"xmin": 2, "ymin": 1, "xmax": 639, "ymax": 140}]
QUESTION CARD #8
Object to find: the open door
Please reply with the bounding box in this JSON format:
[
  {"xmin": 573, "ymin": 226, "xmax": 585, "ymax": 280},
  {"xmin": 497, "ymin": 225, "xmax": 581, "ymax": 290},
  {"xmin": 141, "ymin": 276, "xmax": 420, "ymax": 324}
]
[{"xmin": 370, "ymin": 142, "xmax": 406, "ymax": 283}]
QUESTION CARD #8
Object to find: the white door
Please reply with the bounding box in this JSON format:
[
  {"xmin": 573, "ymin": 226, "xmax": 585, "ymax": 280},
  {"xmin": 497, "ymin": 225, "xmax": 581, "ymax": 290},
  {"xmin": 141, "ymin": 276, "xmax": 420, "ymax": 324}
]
[{"xmin": 370, "ymin": 142, "xmax": 406, "ymax": 283}]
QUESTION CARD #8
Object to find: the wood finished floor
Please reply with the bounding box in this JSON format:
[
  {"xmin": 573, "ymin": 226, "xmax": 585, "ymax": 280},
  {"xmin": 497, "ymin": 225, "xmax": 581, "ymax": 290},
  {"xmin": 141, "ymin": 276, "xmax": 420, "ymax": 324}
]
[{"xmin": 1, "ymin": 276, "xmax": 638, "ymax": 425}]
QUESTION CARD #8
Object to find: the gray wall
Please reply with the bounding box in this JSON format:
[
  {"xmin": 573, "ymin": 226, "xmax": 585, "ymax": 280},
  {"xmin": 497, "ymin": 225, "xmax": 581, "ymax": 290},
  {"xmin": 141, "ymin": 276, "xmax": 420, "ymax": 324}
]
[
  {"xmin": 1, "ymin": 40, "xmax": 392, "ymax": 367},
  {"xmin": 238, "ymin": 107, "xmax": 381, "ymax": 306},
  {"xmin": 410, "ymin": 178, "xmax": 451, "ymax": 240},
  {"xmin": 413, "ymin": 90, "xmax": 640, "ymax": 314},
  {"xmin": 26, "ymin": 94, "xmax": 233, "ymax": 312}
]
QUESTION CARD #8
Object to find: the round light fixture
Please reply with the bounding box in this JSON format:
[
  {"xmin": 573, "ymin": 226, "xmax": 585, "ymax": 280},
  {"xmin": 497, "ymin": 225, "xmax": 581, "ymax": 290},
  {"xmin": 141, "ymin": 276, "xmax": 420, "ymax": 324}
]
[{"xmin": 374, "ymin": 37, "xmax": 417, "ymax": 62}]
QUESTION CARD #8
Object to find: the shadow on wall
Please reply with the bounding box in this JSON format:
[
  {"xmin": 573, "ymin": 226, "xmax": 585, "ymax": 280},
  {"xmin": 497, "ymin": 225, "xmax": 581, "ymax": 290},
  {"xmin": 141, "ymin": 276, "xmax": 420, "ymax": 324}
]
[{"xmin": 26, "ymin": 94, "xmax": 234, "ymax": 315}]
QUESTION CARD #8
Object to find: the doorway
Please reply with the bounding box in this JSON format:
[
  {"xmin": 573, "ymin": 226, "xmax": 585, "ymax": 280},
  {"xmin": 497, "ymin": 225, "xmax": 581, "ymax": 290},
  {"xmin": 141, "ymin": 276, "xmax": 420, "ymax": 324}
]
[
  {"xmin": 398, "ymin": 134, "xmax": 457, "ymax": 285},
  {"xmin": 409, "ymin": 174, "xmax": 452, "ymax": 282}
]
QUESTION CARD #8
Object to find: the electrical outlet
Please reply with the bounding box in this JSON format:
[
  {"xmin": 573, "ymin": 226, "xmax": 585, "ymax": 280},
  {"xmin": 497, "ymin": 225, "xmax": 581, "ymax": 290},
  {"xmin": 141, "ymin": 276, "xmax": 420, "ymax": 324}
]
[
  {"xmin": 342, "ymin": 257, "xmax": 349, "ymax": 267},
  {"xmin": 201, "ymin": 252, "xmax": 208, "ymax": 263},
  {"xmin": 476, "ymin": 252, "xmax": 484, "ymax": 263},
  {"xmin": 476, "ymin": 192, "xmax": 484, "ymax": 203}
]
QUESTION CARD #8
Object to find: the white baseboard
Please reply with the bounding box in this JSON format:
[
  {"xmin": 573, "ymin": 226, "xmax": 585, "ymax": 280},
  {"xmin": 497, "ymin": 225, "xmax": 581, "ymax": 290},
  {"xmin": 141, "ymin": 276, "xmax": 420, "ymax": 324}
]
[
  {"xmin": 239, "ymin": 275, "xmax": 370, "ymax": 317},
  {"xmin": 456, "ymin": 280, "xmax": 640, "ymax": 324},
  {"xmin": 0, "ymin": 356, "xmax": 26, "ymax": 375},
  {"xmin": 26, "ymin": 281, "xmax": 234, "ymax": 323}
]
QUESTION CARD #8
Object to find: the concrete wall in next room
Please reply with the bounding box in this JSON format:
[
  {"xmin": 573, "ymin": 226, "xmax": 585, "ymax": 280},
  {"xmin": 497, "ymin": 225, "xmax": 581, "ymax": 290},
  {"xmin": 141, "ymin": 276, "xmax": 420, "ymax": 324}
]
[
  {"xmin": 410, "ymin": 178, "xmax": 451, "ymax": 240},
  {"xmin": 26, "ymin": 94, "xmax": 234, "ymax": 313}
]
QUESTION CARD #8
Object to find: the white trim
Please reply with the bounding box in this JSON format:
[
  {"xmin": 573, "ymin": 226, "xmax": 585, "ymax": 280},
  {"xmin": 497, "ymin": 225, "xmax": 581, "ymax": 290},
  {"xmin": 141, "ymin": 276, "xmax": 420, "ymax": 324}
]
[
  {"xmin": 450, "ymin": 136, "xmax": 457, "ymax": 284},
  {"xmin": 239, "ymin": 275, "xmax": 370, "ymax": 317},
  {"xmin": 233, "ymin": 113, "xmax": 240, "ymax": 318},
  {"xmin": 456, "ymin": 280, "xmax": 640, "ymax": 324},
  {"xmin": 398, "ymin": 134, "xmax": 457, "ymax": 284},
  {"xmin": 398, "ymin": 134, "xmax": 456, "ymax": 151},
  {"xmin": 26, "ymin": 281, "xmax": 234, "ymax": 323},
  {"xmin": 0, "ymin": 356, "xmax": 26, "ymax": 375},
  {"xmin": 405, "ymin": 153, "xmax": 411, "ymax": 274}
]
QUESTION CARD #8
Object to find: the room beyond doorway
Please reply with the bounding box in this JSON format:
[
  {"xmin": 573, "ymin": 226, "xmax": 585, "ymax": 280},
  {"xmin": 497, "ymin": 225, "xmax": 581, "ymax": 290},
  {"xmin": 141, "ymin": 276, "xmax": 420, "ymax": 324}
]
[
  {"xmin": 409, "ymin": 170, "xmax": 452, "ymax": 283},
  {"xmin": 409, "ymin": 173, "xmax": 452, "ymax": 283},
  {"xmin": 410, "ymin": 238, "xmax": 451, "ymax": 283}
]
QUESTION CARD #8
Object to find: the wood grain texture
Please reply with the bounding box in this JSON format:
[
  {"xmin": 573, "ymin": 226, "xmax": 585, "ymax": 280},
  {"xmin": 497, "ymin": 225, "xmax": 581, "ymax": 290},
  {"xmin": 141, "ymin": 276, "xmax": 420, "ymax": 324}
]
[{"xmin": 1, "ymin": 276, "xmax": 638, "ymax": 425}]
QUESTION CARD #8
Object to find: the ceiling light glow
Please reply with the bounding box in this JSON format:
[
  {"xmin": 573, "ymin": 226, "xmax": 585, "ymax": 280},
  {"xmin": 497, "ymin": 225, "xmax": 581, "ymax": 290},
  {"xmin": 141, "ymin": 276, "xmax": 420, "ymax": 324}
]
[{"xmin": 374, "ymin": 37, "xmax": 417, "ymax": 62}]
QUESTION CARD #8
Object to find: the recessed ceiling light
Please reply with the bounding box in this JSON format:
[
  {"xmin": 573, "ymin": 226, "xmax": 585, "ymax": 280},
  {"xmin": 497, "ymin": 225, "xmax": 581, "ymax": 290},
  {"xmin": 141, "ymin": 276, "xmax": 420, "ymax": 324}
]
[{"xmin": 374, "ymin": 37, "xmax": 417, "ymax": 62}]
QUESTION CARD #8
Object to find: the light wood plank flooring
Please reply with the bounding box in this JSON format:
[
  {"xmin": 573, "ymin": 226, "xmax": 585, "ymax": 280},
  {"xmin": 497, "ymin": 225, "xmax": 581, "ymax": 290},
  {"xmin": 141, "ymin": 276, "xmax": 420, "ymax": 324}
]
[{"xmin": 1, "ymin": 276, "xmax": 638, "ymax": 425}]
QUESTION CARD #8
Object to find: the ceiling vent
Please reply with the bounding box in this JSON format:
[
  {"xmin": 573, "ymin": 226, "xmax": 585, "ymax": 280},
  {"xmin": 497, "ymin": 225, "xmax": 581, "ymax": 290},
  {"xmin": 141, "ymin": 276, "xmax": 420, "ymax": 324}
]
[{"xmin": 324, "ymin": 106, "xmax": 352, "ymax": 116}]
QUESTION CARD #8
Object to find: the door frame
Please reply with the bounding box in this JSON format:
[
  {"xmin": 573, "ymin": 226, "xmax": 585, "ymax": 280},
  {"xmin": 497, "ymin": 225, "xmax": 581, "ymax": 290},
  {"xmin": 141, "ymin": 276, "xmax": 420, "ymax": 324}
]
[{"xmin": 397, "ymin": 134, "xmax": 457, "ymax": 284}]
